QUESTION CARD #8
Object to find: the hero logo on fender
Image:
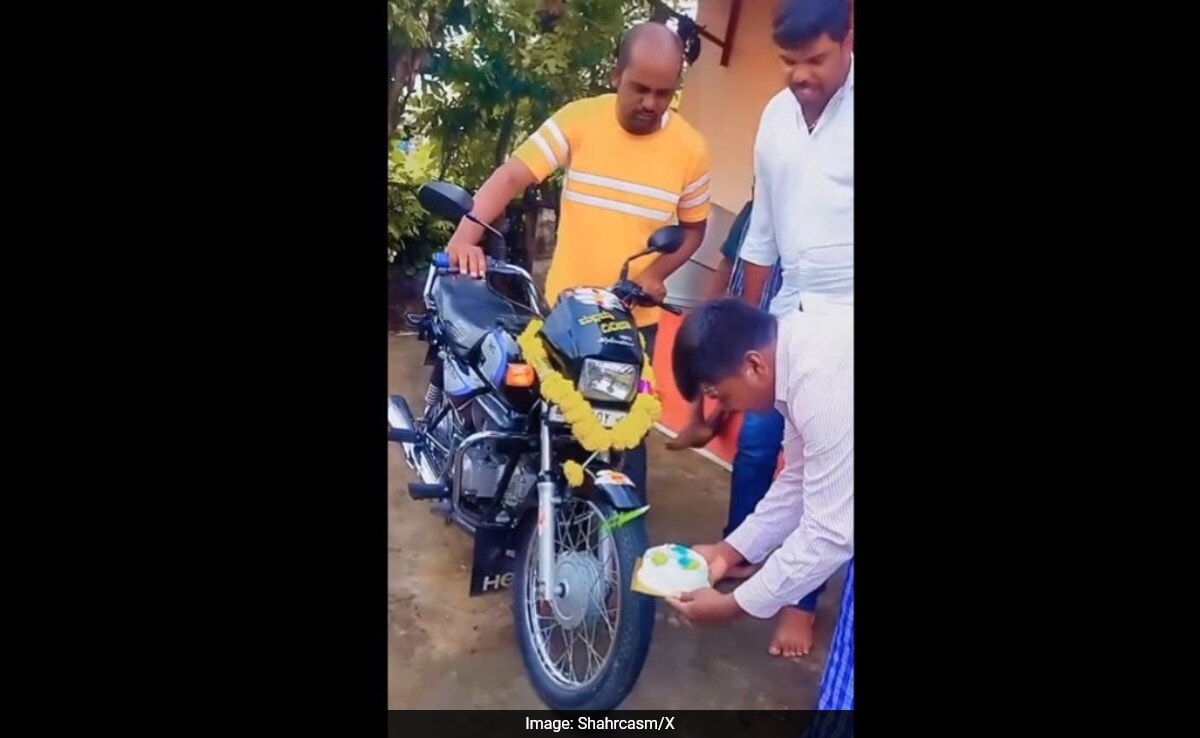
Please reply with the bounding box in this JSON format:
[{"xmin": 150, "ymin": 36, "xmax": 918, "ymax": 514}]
[{"xmin": 481, "ymin": 572, "xmax": 514, "ymax": 591}]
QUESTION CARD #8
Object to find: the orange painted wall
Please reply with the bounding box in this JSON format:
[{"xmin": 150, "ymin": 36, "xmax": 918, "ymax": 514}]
[{"xmin": 677, "ymin": 0, "xmax": 788, "ymax": 213}]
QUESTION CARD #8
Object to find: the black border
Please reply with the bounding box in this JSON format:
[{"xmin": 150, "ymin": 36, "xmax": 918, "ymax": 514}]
[
  {"xmin": 105, "ymin": 0, "xmax": 1094, "ymax": 728},
  {"xmin": 135, "ymin": 2, "xmax": 391, "ymax": 728},
  {"xmin": 389, "ymin": 710, "xmax": 852, "ymax": 737}
]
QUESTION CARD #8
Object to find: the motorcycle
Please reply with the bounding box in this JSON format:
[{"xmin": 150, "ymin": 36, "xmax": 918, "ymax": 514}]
[{"xmin": 387, "ymin": 180, "xmax": 684, "ymax": 711}]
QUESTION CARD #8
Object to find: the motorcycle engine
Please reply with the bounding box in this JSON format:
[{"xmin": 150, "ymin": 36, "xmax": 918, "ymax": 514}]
[{"xmin": 460, "ymin": 405, "xmax": 538, "ymax": 510}]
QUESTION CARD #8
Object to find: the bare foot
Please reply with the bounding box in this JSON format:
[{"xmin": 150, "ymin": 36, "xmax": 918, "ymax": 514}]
[
  {"xmin": 666, "ymin": 421, "xmax": 717, "ymax": 450},
  {"xmin": 767, "ymin": 607, "xmax": 815, "ymax": 659}
]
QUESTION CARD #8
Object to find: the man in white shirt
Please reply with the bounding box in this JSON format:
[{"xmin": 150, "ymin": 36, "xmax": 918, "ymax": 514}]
[
  {"xmin": 666, "ymin": 297, "xmax": 853, "ymax": 710},
  {"xmin": 740, "ymin": 0, "xmax": 853, "ymax": 316},
  {"xmin": 706, "ymin": 0, "xmax": 853, "ymax": 661}
]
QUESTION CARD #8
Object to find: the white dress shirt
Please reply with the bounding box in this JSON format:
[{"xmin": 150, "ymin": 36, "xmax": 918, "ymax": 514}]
[
  {"xmin": 740, "ymin": 57, "xmax": 854, "ymax": 316},
  {"xmin": 726, "ymin": 309, "xmax": 854, "ymax": 619}
]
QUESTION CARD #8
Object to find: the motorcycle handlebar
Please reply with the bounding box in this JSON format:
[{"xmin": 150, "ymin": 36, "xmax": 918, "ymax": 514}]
[
  {"xmin": 426, "ymin": 251, "xmax": 541, "ymax": 315},
  {"xmin": 431, "ymin": 251, "xmax": 523, "ymax": 276},
  {"xmin": 612, "ymin": 280, "xmax": 682, "ymax": 315}
]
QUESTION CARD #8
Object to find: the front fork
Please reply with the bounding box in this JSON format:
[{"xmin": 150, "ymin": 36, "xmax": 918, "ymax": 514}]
[
  {"xmin": 536, "ymin": 417, "xmax": 559, "ymax": 602},
  {"xmin": 534, "ymin": 414, "xmax": 617, "ymax": 603}
]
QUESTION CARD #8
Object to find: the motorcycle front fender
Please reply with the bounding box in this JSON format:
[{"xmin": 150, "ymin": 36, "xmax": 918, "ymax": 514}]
[{"xmin": 574, "ymin": 460, "xmax": 644, "ymax": 510}]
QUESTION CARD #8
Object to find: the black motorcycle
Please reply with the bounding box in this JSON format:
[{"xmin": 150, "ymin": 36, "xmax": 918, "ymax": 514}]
[{"xmin": 387, "ymin": 181, "xmax": 683, "ymax": 711}]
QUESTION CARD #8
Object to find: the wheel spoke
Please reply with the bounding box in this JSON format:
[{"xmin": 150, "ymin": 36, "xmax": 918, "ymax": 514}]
[
  {"xmin": 551, "ymin": 633, "xmax": 570, "ymax": 670},
  {"xmin": 523, "ymin": 496, "xmax": 628, "ymax": 689},
  {"xmin": 566, "ymin": 626, "xmax": 580, "ymax": 681},
  {"xmin": 581, "ymin": 617, "xmax": 604, "ymax": 680}
]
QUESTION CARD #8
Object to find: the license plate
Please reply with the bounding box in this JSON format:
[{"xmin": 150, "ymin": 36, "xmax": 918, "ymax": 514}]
[{"xmin": 548, "ymin": 405, "xmax": 628, "ymax": 429}]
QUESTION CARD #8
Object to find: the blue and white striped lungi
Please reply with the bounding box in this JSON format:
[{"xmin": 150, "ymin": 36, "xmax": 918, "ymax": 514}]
[
  {"xmin": 818, "ymin": 558, "xmax": 854, "ymax": 710},
  {"xmin": 801, "ymin": 559, "xmax": 859, "ymax": 738},
  {"xmin": 801, "ymin": 560, "xmax": 854, "ymax": 738}
]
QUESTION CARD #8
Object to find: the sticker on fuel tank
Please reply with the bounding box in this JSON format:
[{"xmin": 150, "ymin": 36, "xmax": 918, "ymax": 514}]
[{"xmin": 578, "ymin": 311, "xmax": 616, "ymax": 326}]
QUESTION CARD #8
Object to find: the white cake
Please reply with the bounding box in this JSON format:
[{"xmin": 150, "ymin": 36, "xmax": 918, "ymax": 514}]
[{"xmin": 636, "ymin": 544, "xmax": 710, "ymax": 595}]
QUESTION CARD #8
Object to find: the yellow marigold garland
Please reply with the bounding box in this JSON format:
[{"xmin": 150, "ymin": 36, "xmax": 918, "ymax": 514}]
[
  {"xmin": 517, "ymin": 318, "xmax": 662, "ymax": 454},
  {"xmin": 561, "ymin": 460, "xmax": 585, "ymax": 487}
]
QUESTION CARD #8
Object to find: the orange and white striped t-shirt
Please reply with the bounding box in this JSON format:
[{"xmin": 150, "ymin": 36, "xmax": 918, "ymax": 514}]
[{"xmin": 512, "ymin": 94, "xmax": 711, "ymax": 327}]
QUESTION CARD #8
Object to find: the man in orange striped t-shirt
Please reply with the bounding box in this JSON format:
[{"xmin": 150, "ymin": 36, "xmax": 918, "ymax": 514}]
[{"xmin": 444, "ymin": 21, "xmax": 711, "ymax": 496}]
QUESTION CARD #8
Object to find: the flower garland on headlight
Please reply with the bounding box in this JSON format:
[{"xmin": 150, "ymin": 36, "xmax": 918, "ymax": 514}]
[{"xmin": 517, "ymin": 318, "xmax": 662, "ymax": 454}]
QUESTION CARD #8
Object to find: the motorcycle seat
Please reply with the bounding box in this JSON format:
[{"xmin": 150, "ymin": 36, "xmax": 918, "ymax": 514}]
[{"xmin": 431, "ymin": 273, "xmax": 539, "ymax": 358}]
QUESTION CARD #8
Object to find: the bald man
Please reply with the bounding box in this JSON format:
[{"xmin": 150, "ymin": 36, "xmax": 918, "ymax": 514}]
[{"xmin": 444, "ymin": 22, "xmax": 712, "ymax": 500}]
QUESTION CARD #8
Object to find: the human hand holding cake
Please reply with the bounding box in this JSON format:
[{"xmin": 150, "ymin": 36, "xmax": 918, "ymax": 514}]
[
  {"xmin": 665, "ymin": 586, "xmax": 743, "ymax": 626},
  {"xmin": 636, "ymin": 543, "xmax": 746, "ymax": 626},
  {"xmin": 689, "ymin": 541, "xmax": 747, "ymax": 585}
]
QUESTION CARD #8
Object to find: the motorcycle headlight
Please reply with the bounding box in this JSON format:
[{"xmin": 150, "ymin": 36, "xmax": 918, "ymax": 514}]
[{"xmin": 578, "ymin": 359, "xmax": 639, "ymax": 403}]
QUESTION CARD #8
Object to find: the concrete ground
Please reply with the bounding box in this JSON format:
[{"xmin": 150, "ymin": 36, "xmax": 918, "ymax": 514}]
[{"xmin": 388, "ymin": 334, "xmax": 844, "ymax": 710}]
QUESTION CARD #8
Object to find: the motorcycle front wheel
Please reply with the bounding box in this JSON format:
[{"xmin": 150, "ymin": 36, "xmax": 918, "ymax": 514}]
[{"xmin": 512, "ymin": 494, "xmax": 655, "ymax": 710}]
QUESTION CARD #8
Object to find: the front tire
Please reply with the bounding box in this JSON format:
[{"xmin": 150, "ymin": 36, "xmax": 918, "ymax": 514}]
[{"xmin": 512, "ymin": 493, "xmax": 655, "ymax": 710}]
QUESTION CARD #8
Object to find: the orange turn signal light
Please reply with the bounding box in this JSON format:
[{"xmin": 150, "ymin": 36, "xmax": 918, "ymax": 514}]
[{"xmin": 505, "ymin": 363, "xmax": 536, "ymax": 387}]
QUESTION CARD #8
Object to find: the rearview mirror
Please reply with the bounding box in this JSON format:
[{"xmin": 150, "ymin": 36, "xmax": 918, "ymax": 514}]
[
  {"xmin": 417, "ymin": 181, "xmax": 474, "ymax": 222},
  {"xmin": 646, "ymin": 225, "xmax": 685, "ymax": 255}
]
